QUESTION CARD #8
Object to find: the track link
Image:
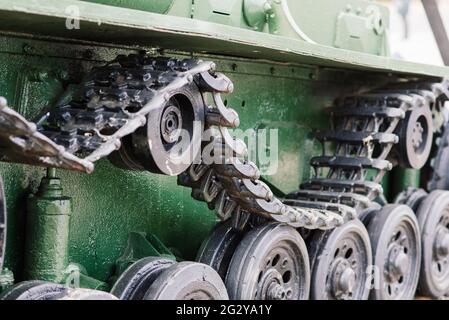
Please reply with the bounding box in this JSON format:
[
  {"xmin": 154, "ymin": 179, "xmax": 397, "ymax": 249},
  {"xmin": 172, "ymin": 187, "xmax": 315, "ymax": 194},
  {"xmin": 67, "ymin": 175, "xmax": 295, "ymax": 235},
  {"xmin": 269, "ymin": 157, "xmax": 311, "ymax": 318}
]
[
  {"xmin": 0, "ymin": 54, "xmax": 448, "ymax": 232},
  {"xmin": 291, "ymin": 84, "xmax": 449, "ymax": 212}
]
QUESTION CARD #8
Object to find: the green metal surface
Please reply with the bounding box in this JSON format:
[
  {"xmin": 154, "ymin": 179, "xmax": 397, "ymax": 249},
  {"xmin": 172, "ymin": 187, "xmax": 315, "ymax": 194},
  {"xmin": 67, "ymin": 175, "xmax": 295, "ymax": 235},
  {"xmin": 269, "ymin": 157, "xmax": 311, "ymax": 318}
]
[
  {"xmin": 25, "ymin": 169, "xmax": 72, "ymax": 283},
  {"xmin": 0, "ymin": 269, "xmax": 14, "ymax": 292},
  {"xmin": 82, "ymin": 0, "xmax": 175, "ymax": 14},
  {"xmin": 63, "ymin": 263, "xmax": 109, "ymax": 290},
  {"xmin": 0, "ymin": 0, "xmax": 446, "ymax": 289},
  {"xmin": 84, "ymin": 0, "xmax": 390, "ymax": 56},
  {"xmin": 113, "ymin": 232, "xmax": 176, "ymax": 280},
  {"xmin": 390, "ymin": 168, "xmax": 421, "ymax": 202},
  {"xmin": 0, "ymin": 0, "xmax": 446, "ymax": 77},
  {"xmin": 0, "ymin": 32, "xmax": 393, "ymax": 283}
]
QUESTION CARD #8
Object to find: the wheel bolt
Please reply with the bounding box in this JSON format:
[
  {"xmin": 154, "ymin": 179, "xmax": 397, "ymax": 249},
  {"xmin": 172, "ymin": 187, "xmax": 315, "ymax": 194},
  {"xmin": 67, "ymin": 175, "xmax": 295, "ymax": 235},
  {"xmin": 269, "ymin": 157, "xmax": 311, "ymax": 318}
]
[{"xmin": 267, "ymin": 283, "xmax": 286, "ymax": 300}]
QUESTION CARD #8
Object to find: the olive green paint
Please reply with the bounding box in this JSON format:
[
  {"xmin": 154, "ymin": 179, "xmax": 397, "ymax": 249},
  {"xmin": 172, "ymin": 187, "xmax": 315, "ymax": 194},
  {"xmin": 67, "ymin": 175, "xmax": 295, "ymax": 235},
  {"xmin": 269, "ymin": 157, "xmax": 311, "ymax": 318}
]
[
  {"xmin": 113, "ymin": 232, "xmax": 176, "ymax": 280},
  {"xmin": 390, "ymin": 168, "xmax": 421, "ymax": 202},
  {"xmin": 0, "ymin": 33, "xmax": 394, "ymax": 283},
  {"xmin": 25, "ymin": 169, "xmax": 72, "ymax": 283},
  {"xmin": 0, "ymin": 269, "xmax": 14, "ymax": 291},
  {"xmin": 0, "ymin": 0, "xmax": 447, "ymax": 77},
  {"xmin": 0, "ymin": 0, "xmax": 443, "ymax": 284},
  {"xmin": 63, "ymin": 263, "xmax": 109, "ymax": 290},
  {"xmin": 82, "ymin": 0, "xmax": 176, "ymax": 14}
]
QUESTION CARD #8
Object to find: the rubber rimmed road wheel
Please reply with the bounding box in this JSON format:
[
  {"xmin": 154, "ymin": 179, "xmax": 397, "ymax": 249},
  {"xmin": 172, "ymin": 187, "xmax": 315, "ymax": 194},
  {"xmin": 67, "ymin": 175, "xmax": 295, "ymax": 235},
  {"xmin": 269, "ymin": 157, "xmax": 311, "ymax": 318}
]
[
  {"xmin": 111, "ymin": 257, "xmax": 175, "ymax": 300},
  {"xmin": 196, "ymin": 221, "xmax": 245, "ymax": 280},
  {"xmin": 226, "ymin": 222, "xmax": 310, "ymax": 300},
  {"xmin": 365, "ymin": 205, "xmax": 421, "ymax": 300},
  {"xmin": 416, "ymin": 190, "xmax": 449, "ymax": 298},
  {"xmin": 144, "ymin": 261, "xmax": 228, "ymax": 300},
  {"xmin": 309, "ymin": 220, "xmax": 372, "ymax": 300},
  {"xmin": 0, "ymin": 281, "xmax": 65, "ymax": 300}
]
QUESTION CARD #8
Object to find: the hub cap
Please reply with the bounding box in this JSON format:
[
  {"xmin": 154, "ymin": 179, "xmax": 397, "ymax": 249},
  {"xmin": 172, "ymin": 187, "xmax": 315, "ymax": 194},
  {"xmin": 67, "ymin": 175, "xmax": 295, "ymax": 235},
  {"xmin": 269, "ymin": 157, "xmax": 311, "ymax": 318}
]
[
  {"xmin": 383, "ymin": 227, "xmax": 414, "ymax": 298},
  {"xmin": 161, "ymin": 105, "xmax": 183, "ymax": 144},
  {"xmin": 256, "ymin": 247, "xmax": 298, "ymax": 300},
  {"xmin": 328, "ymin": 238, "xmax": 365, "ymax": 300}
]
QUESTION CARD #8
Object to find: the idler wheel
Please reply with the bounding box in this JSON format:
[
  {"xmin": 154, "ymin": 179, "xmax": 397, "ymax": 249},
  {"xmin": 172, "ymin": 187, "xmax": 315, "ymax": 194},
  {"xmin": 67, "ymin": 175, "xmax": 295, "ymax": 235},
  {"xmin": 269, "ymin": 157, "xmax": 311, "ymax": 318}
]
[
  {"xmin": 395, "ymin": 103, "xmax": 433, "ymax": 169},
  {"xmin": 111, "ymin": 82, "xmax": 205, "ymax": 176}
]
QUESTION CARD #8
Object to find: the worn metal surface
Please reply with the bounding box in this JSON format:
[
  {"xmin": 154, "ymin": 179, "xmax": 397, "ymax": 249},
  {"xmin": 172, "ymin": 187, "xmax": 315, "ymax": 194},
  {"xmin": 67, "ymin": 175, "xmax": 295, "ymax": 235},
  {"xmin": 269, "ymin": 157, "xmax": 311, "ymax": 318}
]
[
  {"xmin": 143, "ymin": 261, "xmax": 229, "ymax": 300},
  {"xmin": 24, "ymin": 169, "xmax": 72, "ymax": 283},
  {"xmin": 0, "ymin": 57, "xmax": 213, "ymax": 174},
  {"xmin": 287, "ymin": 84, "xmax": 447, "ymax": 215},
  {"xmin": 0, "ymin": 34, "xmax": 377, "ymax": 282},
  {"xmin": 416, "ymin": 191, "xmax": 449, "ymax": 298},
  {"xmin": 0, "ymin": 0, "xmax": 447, "ymax": 298},
  {"xmin": 226, "ymin": 222, "xmax": 310, "ymax": 300},
  {"xmin": 0, "ymin": 9, "xmax": 445, "ymax": 285},
  {"xmin": 364, "ymin": 204, "xmax": 421, "ymax": 300}
]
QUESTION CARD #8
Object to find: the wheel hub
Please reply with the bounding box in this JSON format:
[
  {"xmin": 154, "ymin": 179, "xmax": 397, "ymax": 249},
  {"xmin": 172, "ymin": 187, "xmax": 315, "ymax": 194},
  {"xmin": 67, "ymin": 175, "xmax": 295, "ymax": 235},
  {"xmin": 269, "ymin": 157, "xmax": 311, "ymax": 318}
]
[
  {"xmin": 379, "ymin": 221, "xmax": 418, "ymax": 300},
  {"xmin": 397, "ymin": 104, "xmax": 434, "ymax": 169},
  {"xmin": 258, "ymin": 268, "xmax": 292, "ymax": 300},
  {"xmin": 435, "ymin": 227, "xmax": 449, "ymax": 258},
  {"xmin": 161, "ymin": 105, "xmax": 182, "ymax": 144},
  {"xmin": 387, "ymin": 245, "xmax": 410, "ymax": 279},
  {"xmin": 331, "ymin": 258, "xmax": 356, "ymax": 298},
  {"xmin": 411, "ymin": 122, "xmax": 424, "ymax": 150},
  {"xmin": 430, "ymin": 213, "xmax": 449, "ymax": 279},
  {"xmin": 267, "ymin": 282, "xmax": 288, "ymax": 300}
]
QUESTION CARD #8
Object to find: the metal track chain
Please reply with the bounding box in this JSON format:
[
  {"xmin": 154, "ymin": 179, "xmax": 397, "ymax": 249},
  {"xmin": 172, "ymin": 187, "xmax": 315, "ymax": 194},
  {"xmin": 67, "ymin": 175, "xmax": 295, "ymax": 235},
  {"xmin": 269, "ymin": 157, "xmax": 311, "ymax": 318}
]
[
  {"xmin": 289, "ymin": 82, "xmax": 449, "ymax": 212},
  {"xmin": 0, "ymin": 55, "xmax": 214, "ymax": 173},
  {"xmin": 178, "ymin": 72, "xmax": 350, "ymax": 230},
  {"xmin": 0, "ymin": 54, "xmax": 447, "ymax": 231}
]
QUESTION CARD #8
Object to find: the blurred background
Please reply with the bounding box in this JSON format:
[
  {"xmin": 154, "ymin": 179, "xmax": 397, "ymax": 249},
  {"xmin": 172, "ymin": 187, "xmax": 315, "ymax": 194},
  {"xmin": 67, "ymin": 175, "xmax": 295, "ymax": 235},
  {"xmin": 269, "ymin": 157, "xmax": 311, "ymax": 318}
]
[{"xmin": 379, "ymin": 0, "xmax": 448, "ymax": 65}]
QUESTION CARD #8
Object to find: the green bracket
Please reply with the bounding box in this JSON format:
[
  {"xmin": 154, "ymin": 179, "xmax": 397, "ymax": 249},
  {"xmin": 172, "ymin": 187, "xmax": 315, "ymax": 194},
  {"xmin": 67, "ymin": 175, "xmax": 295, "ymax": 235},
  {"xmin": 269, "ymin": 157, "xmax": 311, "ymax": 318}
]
[
  {"xmin": 63, "ymin": 263, "xmax": 109, "ymax": 291},
  {"xmin": 113, "ymin": 232, "xmax": 176, "ymax": 279}
]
